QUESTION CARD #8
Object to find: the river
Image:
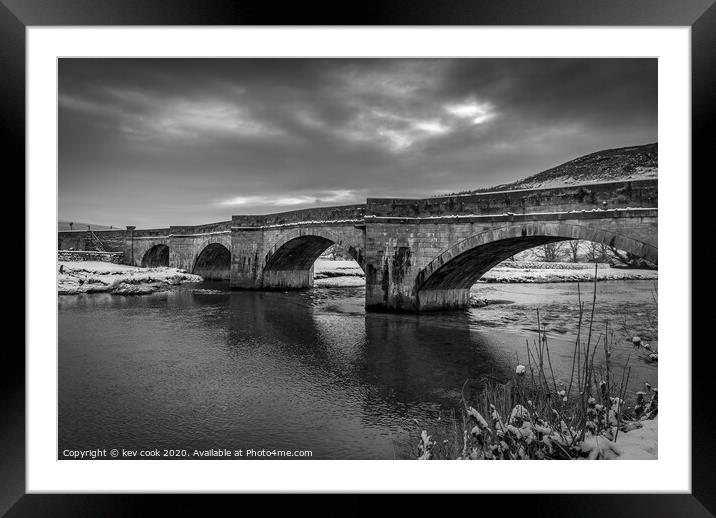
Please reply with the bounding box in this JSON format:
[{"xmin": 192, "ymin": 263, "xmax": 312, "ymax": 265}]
[{"xmin": 58, "ymin": 279, "xmax": 657, "ymax": 459}]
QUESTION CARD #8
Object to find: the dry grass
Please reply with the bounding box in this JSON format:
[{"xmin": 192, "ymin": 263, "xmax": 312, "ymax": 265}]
[{"xmin": 414, "ymin": 264, "xmax": 658, "ymax": 460}]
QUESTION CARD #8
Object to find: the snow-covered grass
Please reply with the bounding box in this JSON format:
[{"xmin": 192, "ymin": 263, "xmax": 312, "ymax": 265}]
[
  {"xmin": 481, "ymin": 262, "xmax": 657, "ymax": 283},
  {"xmin": 314, "ymin": 276, "xmax": 367, "ymax": 288},
  {"xmin": 498, "ymin": 261, "xmax": 600, "ymax": 270},
  {"xmin": 502, "ymin": 168, "xmax": 657, "ymax": 191},
  {"xmin": 58, "ymin": 261, "xmax": 202, "ymax": 295},
  {"xmin": 415, "ymin": 348, "xmax": 658, "ymax": 460}
]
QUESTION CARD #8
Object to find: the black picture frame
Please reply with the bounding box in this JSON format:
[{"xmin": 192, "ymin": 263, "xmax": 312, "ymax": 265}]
[{"xmin": 4, "ymin": 0, "xmax": 711, "ymax": 514}]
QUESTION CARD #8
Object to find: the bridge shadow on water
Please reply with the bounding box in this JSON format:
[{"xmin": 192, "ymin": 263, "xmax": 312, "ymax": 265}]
[
  {"xmin": 210, "ymin": 285, "xmax": 515, "ymax": 424},
  {"xmin": 58, "ymin": 283, "xmax": 525, "ymax": 459}
]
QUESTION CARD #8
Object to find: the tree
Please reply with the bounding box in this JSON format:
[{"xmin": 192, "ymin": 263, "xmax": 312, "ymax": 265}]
[
  {"xmin": 69, "ymin": 222, "xmax": 74, "ymax": 231},
  {"xmin": 584, "ymin": 242, "xmax": 610, "ymax": 263},
  {"xmin": 606, "ymin": 246, "xmax": 657, "ymax": 269},
  {"xmin": 566, "ymin": 240, "xmax": 581, "ymax": 263},
  {"xmin": 533, "ymin": 242, "xmax": 566, "ymax": 262}
]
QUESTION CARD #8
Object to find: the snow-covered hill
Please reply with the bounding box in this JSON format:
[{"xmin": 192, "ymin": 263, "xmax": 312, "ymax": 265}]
[{"xmin": 464, "ymin": 143, "xmax": 658, "ymax": 194}]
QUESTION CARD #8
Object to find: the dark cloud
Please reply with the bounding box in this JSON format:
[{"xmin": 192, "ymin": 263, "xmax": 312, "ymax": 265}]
[{"xmin": 58, "ymin": 58, "xmax": 656, "ymax": 228}]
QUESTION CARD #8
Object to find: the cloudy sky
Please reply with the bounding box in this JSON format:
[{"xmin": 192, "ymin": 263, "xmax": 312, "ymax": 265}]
[{"xmin": 59, "ymin": 58, "xmax": 656, "ymax": 228}]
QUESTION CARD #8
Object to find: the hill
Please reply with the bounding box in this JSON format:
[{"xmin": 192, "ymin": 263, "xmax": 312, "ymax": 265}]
[{"xmin": 463, "ymin": 143, "xmax": 657, "ymax": 194}]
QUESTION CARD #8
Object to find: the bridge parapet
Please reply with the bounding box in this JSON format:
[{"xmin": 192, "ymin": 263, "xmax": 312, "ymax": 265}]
[
  {"xmin": 232, "ymin": 204, "xmax": 366, "ymax": 228},
  {"xmin": 169, "ymin": 220, "xmax": 232, "ymax": 235},
  {"xmin": 132, "ymin": 228, "xmax": 170, "ymax": 238},
  {"xmin": 366, "ymin": 179, "xmax": 657, "ymax": 219}
]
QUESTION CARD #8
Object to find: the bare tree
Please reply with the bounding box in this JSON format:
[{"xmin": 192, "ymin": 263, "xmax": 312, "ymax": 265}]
[
  {"xmin": 607, "ymin": 246, "xmax": 632, "ymax": 266},
  {"xmin": 584, "ymin": 242, "xmax": 610, "ymax": 263},
  {"xmin": 533, "ymin": 242, "xmax": 566, "ymax": 262},
  {"xmin": 607, "ymin": 246, "xmax": 656, "ymax": 269},
  {"xmin": 566, "ymin": 240, "xmax": 581, "ymax": 263}
]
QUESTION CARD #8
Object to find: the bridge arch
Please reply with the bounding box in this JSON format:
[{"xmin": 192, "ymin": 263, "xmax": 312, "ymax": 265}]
[
  {"xmin": 141, "ymin": 243, "xmax": 170, "ymax": 267},
  {"xmin": 131, "ymin": 238, "xmax": 170, "ymax": 267},
  {"xmin": 415, "ymin": 222, "xmax": 658, "ymax": 296},
  {"xmin": 262, "ymin": 227, "xmax": 365, "ymax": 274},
  {"xmin": 192, "ymin": 236, "xmax": 232, "ymax": 280}
]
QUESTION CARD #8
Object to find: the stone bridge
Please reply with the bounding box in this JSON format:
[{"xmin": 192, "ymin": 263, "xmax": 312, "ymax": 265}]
[{"xmin": 58, "ymin": 179, "xmax": 657, "ymax": 311}]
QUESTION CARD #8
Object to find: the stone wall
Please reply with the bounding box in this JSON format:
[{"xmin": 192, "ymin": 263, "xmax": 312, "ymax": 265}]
[
  {"xmin": 58, "ymin": 229, "xmax": 127, "ymax": 253},
  {"xmin": 58, "ymin": 250, "xmax": 125, "ymax": 263}
]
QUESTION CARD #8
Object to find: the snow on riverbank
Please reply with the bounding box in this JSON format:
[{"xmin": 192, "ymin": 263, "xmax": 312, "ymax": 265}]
[
  {"xmin": 58, "ymin": 259, "xmax": 658, "ymax": 295},
  {"xmin": 580, "ymin": 417, "xmax": 658, "ymax": 460},
  {"xmin": 314, "ymin": 259, "xmax": 364, "ymax": 276},
  {"xmin": 58, "ymin": 261, "xmax": 202, "ymax": 295},
  {"xmin": 314, "ymin": 276, "xmax": 366, "ymax": 287},
  {"xmin": 614, "ymin": 418, "xmax": 658, "ymax": 460},
  {"xmin": 481, "ymin": 262, "xmax": 657, "ymax": 283},
  {"xmin": 313, "ymin": 259, "xmax": 366, "ymax": 287},
  {"xmin": 312, "ymin": 259, "xmax": 656, "ymax": 286}
]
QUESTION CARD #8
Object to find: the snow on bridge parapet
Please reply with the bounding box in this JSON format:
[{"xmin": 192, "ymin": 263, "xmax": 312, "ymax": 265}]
[
  {"xmin": 131, "ymin": 227, "xmax": 170, "ymax": 238},
  {"xmin": 130, "ymin": 221, "xmax": 234, "ymax": 239},
  {"xmin": 365, "ymin": 179, "xmax": 657, "ymax": 219},
  {"xmin": 363, "ymin": 207, "xmax": 658, "ymax": 225},
  {"xmin": 169, "ymin": 220, "xmax": 233, "ymax": 236},
  {"xmin": 232, "ymin": 204, "xmax": 367, "ymax": 229}
]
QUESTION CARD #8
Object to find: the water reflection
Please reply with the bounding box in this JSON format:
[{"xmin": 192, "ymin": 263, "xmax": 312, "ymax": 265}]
[{"xmin": 58, "ymin": 280, "xmax": 657, "ymax": 459}]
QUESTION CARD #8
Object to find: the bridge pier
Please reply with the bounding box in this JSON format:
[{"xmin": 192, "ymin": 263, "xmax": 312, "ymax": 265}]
[
  {"xmin": 417, "ymin": 289, "xmax": 472, "ymax": 311},
  {"xmin": 261, "ymin": 267, "xmax": 315, "ymax": 290},
  {"xmin": 364, "ymin": 238, "xmax": 473, "ymax": 312},
  {"xmin": 366, "ymin": 284, "xmax": 471, "ymax": 312}
]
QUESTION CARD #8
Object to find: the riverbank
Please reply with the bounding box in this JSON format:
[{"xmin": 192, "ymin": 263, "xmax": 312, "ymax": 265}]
[
  {"xmin": 313, "ymin": 259, "xmax": 657, "ymax": 286},
  {"xmin": 58, "ymin": 261, "xmax": 202, "ymax": 295},
  {"xmin": 413, "ymin": 340, "xmax": 658, "ymax": 460},
  {"xmin": 481, "ymin": 261, "xmax": 657, "ymax": 283},
  {"xmin": 314, "ymin": 259, "xmax": 366, "ymax": 287},
  {"xmin": 57, "ymin": 259, "xmax": 658, "ymax": 296},
  {"xmin": 611, "ymin": 417, "xmax": 658, "ymax": 460}
]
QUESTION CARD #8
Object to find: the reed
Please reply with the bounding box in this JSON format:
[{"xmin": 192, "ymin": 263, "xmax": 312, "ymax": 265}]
[{"xmin": 415, "ymin": 265, "xmax": 658, "ymax": 460}]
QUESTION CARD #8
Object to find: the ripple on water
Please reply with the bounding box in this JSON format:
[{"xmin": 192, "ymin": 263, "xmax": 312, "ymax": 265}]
[{"xmin": 58, "ymin": 279, "xmax": 657, "ymax": 459}]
